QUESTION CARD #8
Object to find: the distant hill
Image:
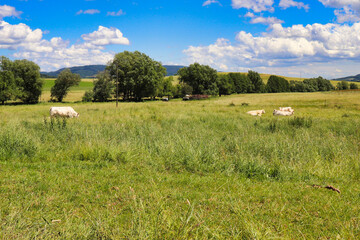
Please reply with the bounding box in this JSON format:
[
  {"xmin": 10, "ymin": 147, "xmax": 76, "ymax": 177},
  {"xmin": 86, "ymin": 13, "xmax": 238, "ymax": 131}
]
[
  {"xmin": 333, "ymin": 74, "xmax": 360, "ymax": 82},
  {"xmin": 41, "ymin": 64, "xmax": 186, "ymax": 78},
  {"xmin": 163, "ymin": 65, "xmax": 186, "ymax": 76}
]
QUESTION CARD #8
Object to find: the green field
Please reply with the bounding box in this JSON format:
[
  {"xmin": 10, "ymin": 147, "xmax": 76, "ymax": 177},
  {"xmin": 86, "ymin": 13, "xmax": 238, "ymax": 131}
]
[{"xmin": 1, "ymin": 91, "xmax": 359, "ymax": 239}]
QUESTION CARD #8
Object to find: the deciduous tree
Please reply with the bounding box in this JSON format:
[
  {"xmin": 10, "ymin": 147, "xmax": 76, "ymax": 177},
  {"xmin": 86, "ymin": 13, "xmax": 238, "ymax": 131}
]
[
  {"xmin": 51, "ymin": 69, "xmax": 81, "ymax": 102},
  {"xmin": 108, "ymin": 51, "xmax": 166, "ymax": 101}
]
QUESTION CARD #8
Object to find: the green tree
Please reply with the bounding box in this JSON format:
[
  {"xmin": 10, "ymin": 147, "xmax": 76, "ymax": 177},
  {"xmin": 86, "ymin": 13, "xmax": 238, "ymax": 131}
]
[
  {"xmin": 266, "ymin": 75, "xmax": 290, "ymax": 93},
  {"xmin": 217, "ymin": 74, "xmax": 234, "ymax": 96},
  {"xmin": 350, "ymin": 83, "xmax": 358, "ymax": 89},
  {"xmin": 51, "ymin": 69, "xmax": 81, "ymax": 102},
  {"xmin": 0, "ymin": 57, "xmax": 16, "ymax": 105},
  {"xmin": 289, "ymin": 80, "xmax": 306, "ymax": 92},
  {"xmin": 228, "ymin": 73, "xmax": 252, "ymax": 93},
  {"xmin": 302, "ymin": 79, "xmax": 319, "ymax": 92},
  {"xmin": 177, "ymin": 63, "xmax": 218, "ymax": 95},
  {"xmin": 248, "ymin": 70, "xmax": 264, "ymax": 93},
  {"xmin": 108, "ymin": 51, "xmax": 166, "ymax": 101},
  {"xmin": 316, "ymin": 76, "xmax": 334, "ymax": 91},
  {"xmin": 93, "ymin": 72, "xmax": 114, "ymax": 102},
  {"xmin": 336, "ymin": 81, "xmax": 349, "ymax": 90},
  {"xmin": 158, "ymin": 76, "xmax": 175, "ymax": 98},
  {"xmin": 12, "ymin": 59, "xmax": 43, "ymax": 103}
]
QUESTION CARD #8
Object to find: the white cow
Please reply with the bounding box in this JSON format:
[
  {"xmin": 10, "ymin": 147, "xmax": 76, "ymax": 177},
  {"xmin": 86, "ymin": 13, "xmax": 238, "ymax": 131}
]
[
  {"xmin": 279, "ymin": 107, "xmax": 294, "ymax": 113},
  {"xmin": 273, "ymin": 109, "xmax": 294, "ymax": 116},
  {"xmin": 50, "ymin": 107, "xmax": 79, "ymax": 118},
  {"xmin": 247, "ymin": 109, "xmax": 265, "ymax": 116}
]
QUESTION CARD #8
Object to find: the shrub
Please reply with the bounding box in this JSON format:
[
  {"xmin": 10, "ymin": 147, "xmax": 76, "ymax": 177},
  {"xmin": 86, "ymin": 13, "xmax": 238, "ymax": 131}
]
[
  {"xmin": 82, "ymin": 91, "xmax": 94, "ymax": 102},
  {"xmin": 350, "ymin": 83, "xmax": 358, "ymax": 89}
]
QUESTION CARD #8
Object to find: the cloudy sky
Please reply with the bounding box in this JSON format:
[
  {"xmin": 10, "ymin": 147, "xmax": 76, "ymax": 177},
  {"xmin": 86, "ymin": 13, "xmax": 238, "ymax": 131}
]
[{"xmin": 1, "ymin": 0, "xmax": 360, "ymax": 78}]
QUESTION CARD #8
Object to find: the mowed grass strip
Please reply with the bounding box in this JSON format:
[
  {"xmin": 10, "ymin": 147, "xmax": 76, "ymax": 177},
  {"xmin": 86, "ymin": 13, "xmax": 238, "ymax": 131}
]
[{"xmin": 0, "ymin": 92, "xmax": 360, "ymax": 239}]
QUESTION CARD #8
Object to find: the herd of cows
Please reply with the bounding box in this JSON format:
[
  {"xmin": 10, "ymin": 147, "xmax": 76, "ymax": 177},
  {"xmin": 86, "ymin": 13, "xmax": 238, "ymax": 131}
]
[
  {"xmin": 49, "ymin": 106, "xmax": 295, "ymax": 118},
  {"xmin": 247, "ymin": 107, "xmax": 295, "ymax": 117}
]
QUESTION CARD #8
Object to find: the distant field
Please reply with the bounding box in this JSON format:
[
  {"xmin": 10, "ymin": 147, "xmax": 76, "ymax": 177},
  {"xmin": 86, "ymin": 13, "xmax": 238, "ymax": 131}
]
[
  {"xmin": 1, "ymin": 92, "xmax": 359, "ymax": 238},
  {"xmin": 41, "ymin": 78, "xmax": 94, "ymax": 102}
]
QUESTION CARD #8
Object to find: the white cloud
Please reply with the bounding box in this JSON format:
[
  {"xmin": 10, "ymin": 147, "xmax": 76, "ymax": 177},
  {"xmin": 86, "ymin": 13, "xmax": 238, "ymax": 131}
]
[
  {"xmin": 1, "ymin": 21, "xmax": 130, "ymax": 71},
  {"xmin": 0, "ymin": 21, "xmax": 42, "ymax": 49},
  {"xmin": 232, "ymin": 0, "xmax": 274, "ymax": 12},
  {"xmin": 183, "ymin": 22, "xmax": 360, "ymax": 77},
  {"xmin": 81, "ymin": 26, "xmax": 130, "ymax": 46},
  {"xmin": 107, "ymin": 9, "xmax": 126, "ymax": 16},
  {"xmin": 279, "ymin": 0, "xmax": 309, "ymax": 11},
  {"xmin": 334, "ymin": 6, "xmax": 360, "ymax": 22},
  {"xmin": 202, "ymin": 0, "xmax": 220, "ymax": 7},
  {"xmin": 319, "ymin": 0, "xmax": 360, "ymax": 22},
  {"xmin": 76, "ymin": 9, "xmax": 100, "ymax": 15},
  {"xmin": 0, "ymin": 5, "xmax": 22, "ymax": 19},
  {"xmin": 319, "ymin": 0, "xmax": 360, "ymax": 10},
  {"xmin": 244, "ymin": 13, "xmax": 284, "ymax": 25}
]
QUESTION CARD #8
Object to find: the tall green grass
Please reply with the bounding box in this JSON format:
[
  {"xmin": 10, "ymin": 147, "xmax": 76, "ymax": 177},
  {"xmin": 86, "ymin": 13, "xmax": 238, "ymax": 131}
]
[{"xmin": 0, "ymin": 92, "xmax": 359, "ymax": 238}]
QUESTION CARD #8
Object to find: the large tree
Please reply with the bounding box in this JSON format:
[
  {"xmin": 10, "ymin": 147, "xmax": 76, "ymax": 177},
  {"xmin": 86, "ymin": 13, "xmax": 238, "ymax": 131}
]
[
  {"xmin": 0, "ymin": 57, "xmax": 16, "ymax": 105},
  {"xmin": 51, "ymin": 69, "xmax": 81, "ymax": 102},
  {"xmin": 248, "ymin": 70, "xmax": 264, "ymax": 93},
  {"xmin": 12, "ymin": 59, "xmax": 43, "ymax": 103},
  {"xmin": 92, "ymin": 71, "xmax": 114, "ymax": 102},
  {"xmin": 177, "ymin": 63, "xmax": 218, "ymax": 95},
  {"xmin": 108, "ymin": 51, "xmax": 166, "ymax": 101},
  {"xmin": 266, "ymin": 75, "xmax": 290, "ymax": 93},
  {"xmin": 228, "ymin": 73, "xmax": 252, "ymax": 93}
]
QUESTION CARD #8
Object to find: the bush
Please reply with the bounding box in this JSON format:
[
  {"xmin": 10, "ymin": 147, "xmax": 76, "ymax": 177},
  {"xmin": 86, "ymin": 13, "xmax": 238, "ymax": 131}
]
[
  {"xmin": 336, "ymin": 81, "xmax": 349, "ymax": 90},
  {"xmin": 350, "ymin": 83, "xmax": 358, "ymax": 89},
  {"xmin": 82, "ymin": 90, "xmax": 94, "ymax": 102}
]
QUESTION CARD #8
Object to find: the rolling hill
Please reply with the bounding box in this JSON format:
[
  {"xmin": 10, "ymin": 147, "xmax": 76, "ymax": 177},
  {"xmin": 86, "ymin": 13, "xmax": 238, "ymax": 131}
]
[
  {"xmin": 333, "ymin": 74, "xmax": 360, "ymax": 82},
  {"xmin": 41, "ymin": 65, "xmax": 186, "ymax": 78}
]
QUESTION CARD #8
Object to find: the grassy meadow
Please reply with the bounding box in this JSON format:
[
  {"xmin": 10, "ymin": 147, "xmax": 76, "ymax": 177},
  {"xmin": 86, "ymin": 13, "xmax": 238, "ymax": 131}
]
[{"xmin": 1, "ymin": 91, "xmax": 360, "ymax": 239}]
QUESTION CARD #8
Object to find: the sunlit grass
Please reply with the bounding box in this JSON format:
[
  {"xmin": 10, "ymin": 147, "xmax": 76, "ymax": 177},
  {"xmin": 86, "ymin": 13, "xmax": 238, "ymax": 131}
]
[{"xmin": 1, "ymin": 91, "xmax": 360, "ymax": 238}]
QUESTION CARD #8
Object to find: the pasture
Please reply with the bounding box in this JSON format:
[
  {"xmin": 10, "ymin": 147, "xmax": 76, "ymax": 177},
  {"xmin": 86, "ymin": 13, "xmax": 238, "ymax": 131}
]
[{"xmin": 0, "ymin": 91, "xmax": 360, "ymax": 239}]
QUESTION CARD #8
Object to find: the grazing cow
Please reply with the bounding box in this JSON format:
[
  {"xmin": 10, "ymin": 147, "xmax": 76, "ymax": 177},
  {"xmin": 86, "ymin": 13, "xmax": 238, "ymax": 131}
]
[
  {"xmin": 279, "ymin": 107, "xmax": 294, "ymax": 112},
  {"xmin": 50, "ymin": 107, "xmax": 79, "ymax": 118},
  {"xmin": 247, "ymin": 109, "xmax": 265, "ymax": 116},
  {"xmin": 273, "ymin": 109, "xmax": 294, "ymax": 116}
]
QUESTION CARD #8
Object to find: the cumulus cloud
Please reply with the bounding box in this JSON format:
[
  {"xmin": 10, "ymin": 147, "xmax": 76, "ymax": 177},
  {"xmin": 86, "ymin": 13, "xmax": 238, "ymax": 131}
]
[
  {"xmin": 0, "ymin": 5, "xmax": 22, "ymax": 19},
  {"xmin": 0, "ymin": 21, "xmax": 42, "ymax": 49},
  {"xmin": 232, "ymin": 0, "xmax": 274, "ymax": 12},
  {"xmin": 319, "ymin": 0, "xmax": 360, "ymax": 22},
  {"xmin": 76, "ymin": 9, "xmax": 100, "ymax": 15},
  {"xmin": 279, "ymin": 0, "xmax": 309, "ymax": 11},
  {"xmin": 1, "ymin": 21, "xmax": 129, "ymax": 71},
  {"xmin": 319, "ymin": 0, "xmax": 360, "ymax": 10},
  {"xmin": 183, "ymin": 22, "xmax": 360, "ymax": 76},
  {"xmin": 81, "ymin": 26, "xmax": 130, "ymax": 46},
  {"xmin": 202, "ymin": 0, "xmax": 220, "ymax": 7},
  {"xmin": 334, "ymin": 6, "xmax": 360, "ymax": 22},
  {"xmin": 107, "ymin": 9, "xmax": 126, "ymax": 16}
]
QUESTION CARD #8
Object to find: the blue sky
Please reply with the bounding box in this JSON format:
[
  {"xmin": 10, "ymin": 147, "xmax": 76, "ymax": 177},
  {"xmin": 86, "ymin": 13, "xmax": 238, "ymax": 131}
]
[{"xmin": 1, "ymin": 0, "xmax": 360, "ymax": 78}]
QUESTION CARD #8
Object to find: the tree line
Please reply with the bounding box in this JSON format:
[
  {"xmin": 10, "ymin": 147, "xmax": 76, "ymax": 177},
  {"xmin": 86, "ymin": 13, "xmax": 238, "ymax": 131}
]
[
  {"xmin": 1, "ymin": 52, "xmax": 358, "ymax": 104},
  {"xmin": 82, "ymin": 52, "xmax": 344, "ymax": 102}
]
